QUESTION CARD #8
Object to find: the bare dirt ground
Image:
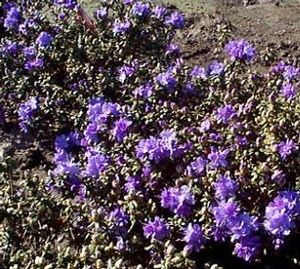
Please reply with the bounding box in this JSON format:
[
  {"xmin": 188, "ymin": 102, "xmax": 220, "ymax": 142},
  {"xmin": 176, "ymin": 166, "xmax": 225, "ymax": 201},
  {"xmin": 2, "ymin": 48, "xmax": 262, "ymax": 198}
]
[
  {"xmin": 82, "ymin": 0, "xmax": 300, "ymax": 66},
  {"xmin": 164, "ymin": 0, "xmax": 300, "ymax": 66}
]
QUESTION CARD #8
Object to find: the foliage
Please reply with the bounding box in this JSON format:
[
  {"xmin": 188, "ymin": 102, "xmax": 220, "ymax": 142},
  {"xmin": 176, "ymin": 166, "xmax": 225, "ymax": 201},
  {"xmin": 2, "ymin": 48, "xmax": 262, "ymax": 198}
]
[{"xmin": 1, "ymin": 0, "xmax": 300, "ymax": 268}]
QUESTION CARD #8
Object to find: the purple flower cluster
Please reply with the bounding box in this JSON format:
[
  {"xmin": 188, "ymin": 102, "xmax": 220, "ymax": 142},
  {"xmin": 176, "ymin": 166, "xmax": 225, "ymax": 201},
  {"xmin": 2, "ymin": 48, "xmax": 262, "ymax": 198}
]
[
  {"xmin": 208, "ymin": 147, "xmax": 230, "ymax": 170},
  {"xmin": 24, "ymin": 58, "xmax": 44, "ymax": 71},
  {"xmin": 281, "ymin": 82, "xmax": 297, "ymax": 100},
  {"xmin": 118, "ymin": 64, "xmax": 136, "ymax": 84},
  {"xmin": 84, "ymin": 99, "xmax": 120, "ymax": 143},
  {"xmin": 165, "ymin": 12, "xmax": 185, "ymax": 28},
  {"xmin": 214, "ymin": 174, "xmax": 238, "ymax": 200},
  {"xmin": 84, "ymin": 149, "xmax": 108, "ymax": 178},
  {"xmin": 132, "ymin": 2, "xmax": 150, "ymax": 17},
  {"xmin": 53, "ymin": 132, "xmax": 81, "ymax": 178},
  {"xmin": 1, "ymin": 40, "xmax": 19, "ymax": 56},
  {"xmin": 112, "ymin": 118, "xmax": 132, "ymax": 143},
  {"xmin": 155, "ymin": 70, "xmax": 177, "ymax": 91},
  {"xmin": 161, "ymin": 185, "xmax": 195, "ymax": 217},
  {"xmin": 277, "ymin": 139, "xmax": 297, "ymax": 160},
  {"xmin": 36, "ymin": 32, "xmax": 53, "ymax": 48},
  {"xmin": 136, "ymin": 129, "xmax": 182, "ymax": 163},
  {"xmin": 113, "ymin": 20, "xmax": 131, "ymax": 34},
  {"xmin": 4, "ymin": 6, "xmax": 21, "ymax": 30},
  {"xmin": 23, "ymin": 46, "xmax": 37, "ymax": 58},
  {"xmin": 264, "ymin": 191, "xmax": 300, "ymax": 249},
  {"xmin": 190, "ymin": 61, "xmax": 225, "ymax": 79},
  {"xmin": 109, "ymin": 208, "xmax": 130, "ymax": 237},
  {"xmin": 143, "ymin": 217, "xmax": 170, "ymax": 241},
  {"xmin": 216, "ymin": 104, "xmax": 236, "ymax": 124},
  {"xmin": 18, "ymin": 97, "xmax": 38, "ymax": 133},
  {"xmin": 225, "ymin": 39, "xmax": 256, "ymax": 62},
  {"xmin": 183, "ymin": 223, "xmax": 206, "ymax": 253},
  {"xmin": 53, "ymin": 0, "xmax": 77, "ymax": 9},
  {"xmin": 134, "ymin": 83, "xmax": 154, "ymax": 99},
  {"xmin": 153, "ymin": 5, "xmax": 167, "ymax": 19},
  {"xmin": 212, "ymin": 200, "xmax": 260, "ymax": 261},
  {"xmin": 185, "ymin": 156, "xmax": 207, "ymax": 177},
  {"xmin": 272, "ymin": 61, "xmax": 300, "ymax": 81}
]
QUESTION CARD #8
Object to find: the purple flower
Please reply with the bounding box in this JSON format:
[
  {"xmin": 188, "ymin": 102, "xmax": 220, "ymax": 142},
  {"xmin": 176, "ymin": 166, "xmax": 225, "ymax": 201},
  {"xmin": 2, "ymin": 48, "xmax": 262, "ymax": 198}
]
[
  {"xmin": 277, "ymin": 139, "xmax": 297, "ymax": 160},
  {"xmin": 58, "ymin": 12, "xmax": 67, "ymax": 20},
  {"xmin": 84, "ymin": 122, "xmax": 100, "ymax": 143},
  {"xmin": 36, "ymin": 32, "xmax": 53, "ymax": 48},
  {"xmin": 95, "ymin": 7, "xmax": 108, "ymax": 19},
  {"xmin": 236, "ymin": 136, "xmax": 248, "ymax": 146},
  {"xmin": 271, "ymin": 170, "xmax": 286, "ymax": 185},
  {"xmin": 132, "ymin": 2, "xmax": 150, "ymax": 17},
  {"xmin": 216, "ymin": 104, "xmax": 236, "ymax": 124},
  {"xmin": 1, "ymin": 41, "xmax": 19, "ymax": 56},
  {"xmin": 143, "ymin": 217, "xmax": 170, "ymax": 241},
  {"xmin": 161, "ymin": 185, "xmax": 195, "ymax": 217},
  {"xmin": 185, "ymin": 156, "xmax": 207, "ymax": 177},
  {"xmin": 113, "ymin": 20, "xmax": 131, "ymax": 34},
  {"xmin": 87, "ymin": 98, "xmax": 120, "ymax": 125},
  {"xmin": 112, "ymin": 118, "xmax": 132, "ymax": 143},
  {"xmin": 233, "ymin": 236, "xmax": 261, "ymax": 262},
  {"xmin": 264, "ymin": 191, "xmax": 300, "ymax": 247},
  {"xmin": 210, "ymin": 132, "xmax": 222, "ymax": 142},
  {"xmin": 4, "ymin": 7, "xmax": 21, "ymax": 30},
  {"xmin": 190, "ymin": 65, "xmax": 207, "ymax": 79},
  {"xmin": 118, "ymin": 64, "xmax": 135, "ymax": 84},
  {"xmin": 136, "ymin": 129, "xmax": 179, "ymax": 163},
  {"xmin": 283, "ymin": 65, "xmax": 299, "ymax": 81},
  {"xmin": 24, "ymin": 58, "xmax": 44, "ymax": 71},
  {"xmin": 53, "ymin": 160, "xmax": 80, "ymax": 177},
  {"xmin": 153, "ymin": 5, "xmax": 166, "ymax": 19},
  {"xmin": 281, "ymin": 82, "xmax": 297, "ymax": 100},
  {"xmin": 55, "ymin": 132, "xmax": 81, "ymax": 151},
  {"xmin": 214, "ymin": 175, "xmax": 238, "ymax": 200},
  {"xmin": 3, "ymin": 2, "xmax": 16, "ymax": 11},
  {"xmin": 200, "ymin": 119, "xmax": 211, "ymax": 132},
  {"xmin": 208, "ymin": 147, "xmax": 230, "ymax": 169},
  {"xmin": 134, "ymin": 83, "xmax": 153, "ymax": 98},
  {"xmin": 228, "ymin": 213, "xmax": 259, "ymax": 241},
  {"xmin": 155, "ymin": 70, "xmax": 177, "ymax": 91},
  {"xmin": 212, "ymin": 200, "xmax": 240, "ymax": 241},
  {"xmin": 23, "ymin": 46, "xmax": 37, "ymax": 58},
  {"xmin": 109, "ymin": 208, "xmax": 130, "ymax": 237},
  {"xmin": 272, "ymin": 61, "xmax": 299, "ymax": 81},
  {"xmin": 18, "ymin": 97, "xmax": 38, "ymax": 133},
  {"xmin": 271, "ymin": 61, "xmax": 286, "ymax": 74},
  {"xmin": 183, "ymin": 83, "xmax": 196, "ymax": 95},
  {"xmin": 206, "ymin": 61, "xmax": 224, "ymax": 76},
  {"xmin": 84, "ymin": 151, "xmax": 108, "ymax": 177},
  {"xmin": 53, "ymin": 0, "xmax": 77, "ymax": 9},
  {"xmin": 166, "ymin": 43, "xmax": 181, "ymax": 57},
  {"xmin": 54, "ymin": 149, "xmax": 70, "ymax": 164},
  {"xmin": 183, "ymin": 223, "xmax": 205, "ymax": 253},
  {"xmin": 124, "ymin": 176, "xmax": 140, "ymax": 193},
  {"xmin": 225, "ymin": 39, "xmax": 256, "ymax": 62},
  {"xmin": 123, "ymin": 0, "xmax": 134, "ymax": 4},
  {"xmin": 165, "ymin": 12, "xmax": 185, "ymax": 28}
]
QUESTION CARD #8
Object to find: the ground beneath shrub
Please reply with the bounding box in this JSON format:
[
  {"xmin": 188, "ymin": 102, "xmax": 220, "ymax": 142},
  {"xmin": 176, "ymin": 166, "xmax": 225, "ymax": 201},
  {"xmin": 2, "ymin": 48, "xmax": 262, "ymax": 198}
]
[
  {"xmin": 81, "ymin": 0, "xmax": 300, "ymax": 66},
  {"xmin": 161, "ymin": 0, "xmax": 300, "ymax": 66}
]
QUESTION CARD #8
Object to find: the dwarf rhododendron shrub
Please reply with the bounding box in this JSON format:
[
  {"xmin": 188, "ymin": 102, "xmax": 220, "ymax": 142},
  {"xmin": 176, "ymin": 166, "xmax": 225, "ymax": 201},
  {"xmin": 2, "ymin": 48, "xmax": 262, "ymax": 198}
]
[{"xmin": 1, "ymin": 0, "xmax": 300, "ymax": 268}]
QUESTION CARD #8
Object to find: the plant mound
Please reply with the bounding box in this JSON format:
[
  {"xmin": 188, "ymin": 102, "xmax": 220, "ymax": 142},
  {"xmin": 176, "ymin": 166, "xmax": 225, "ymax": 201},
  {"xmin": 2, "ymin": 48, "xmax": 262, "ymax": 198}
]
[{"xmin": 1, "ymin": 0, "xmax": 300, "ymax": 268}]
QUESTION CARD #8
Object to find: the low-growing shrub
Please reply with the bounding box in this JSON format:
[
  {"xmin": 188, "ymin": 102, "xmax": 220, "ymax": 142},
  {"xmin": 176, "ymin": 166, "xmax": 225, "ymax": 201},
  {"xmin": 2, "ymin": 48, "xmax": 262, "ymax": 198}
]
[{"xmin": 1, "ymin": 0, "xmax": 300, "ymax": 268}]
